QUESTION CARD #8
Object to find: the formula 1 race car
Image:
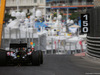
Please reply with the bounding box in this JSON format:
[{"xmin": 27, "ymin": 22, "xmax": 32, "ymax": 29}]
[{"xmin": 0, "ymin": 43, "xmax": 43, "ymax": 66}]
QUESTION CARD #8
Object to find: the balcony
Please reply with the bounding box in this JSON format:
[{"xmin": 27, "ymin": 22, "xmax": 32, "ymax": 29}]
[
  {"xmin": 46, "ymin": 2, "xmax": 94, "ymax": 7},
  {"xmin": 6, "ymin": 0, "xmax": 45, "ymax": 7}
]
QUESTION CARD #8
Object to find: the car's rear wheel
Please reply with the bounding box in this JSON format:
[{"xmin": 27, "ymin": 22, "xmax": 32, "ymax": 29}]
[
  {"xmin": 0, "ymin": 50, "xmax": 7, "ymax": 66},
  {"xmin": 37, "ymin": 50, "xmax": 43, "ymax": 64},
  {"xmin": 31, "ymin": 51, "xmax": 40, "ymax": 66}
]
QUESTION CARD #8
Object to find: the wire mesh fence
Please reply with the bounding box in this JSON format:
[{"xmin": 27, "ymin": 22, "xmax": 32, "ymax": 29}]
[
  {"xmin": 1, "ymin": 27, "xmax": 46, "ymax": 51},
  {"xmin": 46, "ymin": 37, "xmax": 87, "ymax": 55},
  {"xmin": 1, "ymin": 26, "xmax": 87, "ymax": 55}
]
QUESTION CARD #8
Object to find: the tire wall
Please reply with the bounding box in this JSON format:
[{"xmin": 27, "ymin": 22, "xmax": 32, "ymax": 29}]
[{"xmin": 87, "ymin": 7, "xmax": 100, "ymax": 58}]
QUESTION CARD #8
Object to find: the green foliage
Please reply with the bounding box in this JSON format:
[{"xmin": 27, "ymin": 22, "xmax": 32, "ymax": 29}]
[
  {"xmin": 60, "ymin": 13, "xmax": 66, "ymax": 20},
  {"xmin": 63, "ymin": 15, "xmax": 66, "ymax": 20},
  {"xmin": 69, "ymin": 12, "xmax": 81, "ymax": 20},
  {"xmin": 4, "ymin": 12, "xmax": 16, "ymax": 22},
  {"xmin": 11, "ymin": 16, "xmax": 16, "ymax": 20},
  {"xmin": 60, "ymin": 13, "xmax": 63, "ymax": 17},
  {"xmin": 53, "ymin": 12, "xmax": 57, "ymax": 17},
  {"xmin": 4, "ymin": 13, "xmax": 11, "ymax": 20}
]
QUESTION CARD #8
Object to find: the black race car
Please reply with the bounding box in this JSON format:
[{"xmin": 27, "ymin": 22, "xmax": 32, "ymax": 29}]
[{"xmin": 0, "ymin": 43, "xmax": 43, "ymax": 66}]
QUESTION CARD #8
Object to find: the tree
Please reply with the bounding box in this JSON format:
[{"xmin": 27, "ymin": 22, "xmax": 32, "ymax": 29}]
[
  {"xmin": 4, "ymin": 12, "xmax": 16, "ymax": 22},
  {"xmin": 53, "ymin": 12, "xmax": 57, "ymax": 17},
  {"xmin": 69, "ymin": 12, "xmax": 81, "ymax": 20}
]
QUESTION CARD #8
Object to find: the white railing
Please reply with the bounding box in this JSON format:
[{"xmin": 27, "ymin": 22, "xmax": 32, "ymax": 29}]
[
  {"xmin": 46, "ymin": 2, "xmax": 93, "ymax": 6},
  {"xmin": 6, "ymin": 0, "xmax": 45, "ymax": 7}
]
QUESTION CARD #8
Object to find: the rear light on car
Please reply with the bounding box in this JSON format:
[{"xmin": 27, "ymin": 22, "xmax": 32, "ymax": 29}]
[
  {"xmin": 32, "ymin": 48, "xmax": 34, "ymax": 51},
  {"xmin": 23, "ymin": 48, "xmax": 25, "ymax": 50},
  {"xmin": 27, "ymin": 51, "xmax": 32, "ymax": 55},
  {"xmin": 7, "ymin": 52, "xmax": 10, "ymax": 56},
  {"xmin": 29, "ymin": 51, "xmax": 32, "ymax": 53},
  {"xmin": 7, "ymin": 52, "xmax": 14, "ymax": 56},
  {"xmin": 11, "ymin": 52, "xmax": 13, "ymax": 54},
  {"xmin": 19, "ymin": 48, "xmax": 20, "ymax": 50}
]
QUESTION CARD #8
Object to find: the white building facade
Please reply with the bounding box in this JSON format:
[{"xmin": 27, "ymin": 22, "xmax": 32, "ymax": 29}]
[{"xmin": 5, "ymin": 0, "xmax": 46, "ymax": 15}]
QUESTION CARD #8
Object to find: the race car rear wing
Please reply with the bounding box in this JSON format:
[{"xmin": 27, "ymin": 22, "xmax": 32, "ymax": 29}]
[{"xmin": 10, "ymin": 43, "xmax": 27, "ymax": 48}]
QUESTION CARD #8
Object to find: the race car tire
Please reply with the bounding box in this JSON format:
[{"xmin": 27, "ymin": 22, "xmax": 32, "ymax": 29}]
[
  {"xmin": 37, "ymin": 50, "xmax": 43, "ymax": 64},
  {"xmin": 31, "ymin": 51, "xmax": 40, "ymax": 66},
  {"xmin": 0, "ymin": 50, "xmax": 7, "ymax": 66}
]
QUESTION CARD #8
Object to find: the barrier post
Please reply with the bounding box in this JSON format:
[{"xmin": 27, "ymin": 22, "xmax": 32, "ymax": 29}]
[
  {"xmin": 26, "ymin": 29, "xmax": 27, "ymax": 43},
  {"xmin": 9, "ymin": 28, "xmax": 11, "ymax": 48},
  {"xmin": 29, "ymin": 32, "xmax": 30, "ymax": 46},
  {"xmin": 2, "ymin": 27, "xmax": 5, "ymax": 49},
  {"xmin": 32, "ymin": 30, "xmax": 33, "ymax": 43},
  {"xmin": 75, "ymin": 42, "xmax": 77, "ymax": 54},
  {"xmin": 58, "ymin": 40, "xmax": 60, "ymax": 54},
  {"xmin": 16, "ymin": 29, "xmax": 17, "ymax": 43},
  {"xmin": 70, "ymin": 42, "xmax": 71, "ymax": 54},
  {"xmin": 64, "ymin": 40, "xmax": 66, "ymax": 53},
  {"xmin": 51, "ymin": 38, "xmax": 53, "ymax": 54},
  {"xmin": 38, "ymin": 35, "xmax": 40, "ymax": 50}
]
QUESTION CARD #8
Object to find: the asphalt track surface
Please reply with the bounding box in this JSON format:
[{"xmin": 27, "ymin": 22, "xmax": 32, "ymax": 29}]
[{"xmin": 0, "ymin": 55, "xmax": 100, "ymax": 75}]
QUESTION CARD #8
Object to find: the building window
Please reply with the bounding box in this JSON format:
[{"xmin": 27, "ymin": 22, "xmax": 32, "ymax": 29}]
[
  {"xmin": 40, "ymin": 0, "xmax": 43, "ymax": 3},
  {"xmin": 34, "ymin": 0, "xmax": 37, "ymax": 3}
]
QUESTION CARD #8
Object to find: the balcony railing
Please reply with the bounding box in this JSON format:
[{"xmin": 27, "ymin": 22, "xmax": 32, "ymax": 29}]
[
  {"xmin": 46, "ymin": 2, "xmax": 94, "ymax": 7},
  {"xmin": 6, "ymin": 0, "xmax": 45, "ymax": 7}
]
